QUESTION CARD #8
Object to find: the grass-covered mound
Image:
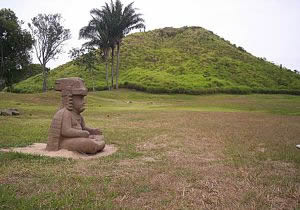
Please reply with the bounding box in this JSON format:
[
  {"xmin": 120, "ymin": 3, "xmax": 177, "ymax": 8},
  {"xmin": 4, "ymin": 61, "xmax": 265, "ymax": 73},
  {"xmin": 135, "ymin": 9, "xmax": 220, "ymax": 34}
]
[{"xmin": 14, "ymin": 26, "xmax": 300, "ymax": 94}]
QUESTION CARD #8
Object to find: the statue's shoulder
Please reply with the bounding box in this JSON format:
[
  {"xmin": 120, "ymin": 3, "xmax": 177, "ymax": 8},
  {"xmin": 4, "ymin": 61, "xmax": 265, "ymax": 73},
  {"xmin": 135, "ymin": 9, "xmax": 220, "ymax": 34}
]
[
  {"xmin": 53, "ymin": 108, "xmax": 73, "ymax": 120},
  {"xmin": 54, "ymin": 108, "xmax": 68, "ymax": 117},
  {"xmin": 46, "ymin": 108, "xmax": 68, "ymax": 151}
]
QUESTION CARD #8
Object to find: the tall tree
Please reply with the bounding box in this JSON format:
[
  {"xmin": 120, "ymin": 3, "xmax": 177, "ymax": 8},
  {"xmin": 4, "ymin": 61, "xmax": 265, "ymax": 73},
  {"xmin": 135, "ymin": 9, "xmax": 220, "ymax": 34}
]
[
  {"xmin": 112, "ymin": 0, "xmax": 145, "ymax": 89},
  {"xmin": 0, "ymin": 9, "xmax": 33, "ymax": 90},
  {"xmin": 28, "ymin": 14, "xmax": 71, "ymax": 92},
  {"xmin": 92, "ymin": 0, "xmax": 145, "ymax": 89},
  {"xmin": 79, "ymin": 11, "xmax": 111, "ymax": 89},
  {"xmin": 80, "ymin": 0, "xmax": 144, "ymax": 90},
  {"xmin": 100, "ymin": 0, "xmax": 118, "ymax": 89},
  {"xmin": 89, "ymin": 3, "xmax": 117, "ymax": 89}
]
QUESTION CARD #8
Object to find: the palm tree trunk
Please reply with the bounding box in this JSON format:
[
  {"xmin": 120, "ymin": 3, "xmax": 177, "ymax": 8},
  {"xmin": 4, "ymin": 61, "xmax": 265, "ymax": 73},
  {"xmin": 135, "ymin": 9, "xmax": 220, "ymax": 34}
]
[
  {"xmin": 111, "ymin": 46, "xmax": 115, "ymax": 89},
  {"xmin": 42, "ymin": 64, "xmax": 48, "ymax": 92},
  {"xmin": 104, "ymin": 49, "xmax": 109, "ymax": 90},
  {"xmin": 105, "ymin": 61, "xmax": 109, "ymax": 90},
  {"xmin": 116, "ymin": 41, "xmax": 120, "ymax": 89}
]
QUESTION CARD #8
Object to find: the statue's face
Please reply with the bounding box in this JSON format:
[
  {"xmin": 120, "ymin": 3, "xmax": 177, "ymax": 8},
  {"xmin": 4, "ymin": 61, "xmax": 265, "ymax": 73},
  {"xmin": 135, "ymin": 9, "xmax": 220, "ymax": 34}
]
[{"xmin": 72, "ymin": 95, "xmax": 85, "ymax": 113}]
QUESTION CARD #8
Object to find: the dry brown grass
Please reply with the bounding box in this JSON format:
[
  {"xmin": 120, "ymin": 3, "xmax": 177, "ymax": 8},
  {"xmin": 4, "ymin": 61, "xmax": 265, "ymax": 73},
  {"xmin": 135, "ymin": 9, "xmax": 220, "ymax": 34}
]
[
  {"xmin": 97, "ymin": 111, "xmax": 299, "ymax": 209},
  {"xmin": 0, "ymin": 91, "xmax": 299, "ymax": 209}
]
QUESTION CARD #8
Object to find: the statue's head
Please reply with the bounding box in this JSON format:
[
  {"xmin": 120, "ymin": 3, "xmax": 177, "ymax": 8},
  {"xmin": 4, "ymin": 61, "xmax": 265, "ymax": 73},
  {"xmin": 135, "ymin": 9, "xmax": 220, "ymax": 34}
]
[{"xmin": 55, "ymin": 77, "xmax": 88, "ymax": 112}]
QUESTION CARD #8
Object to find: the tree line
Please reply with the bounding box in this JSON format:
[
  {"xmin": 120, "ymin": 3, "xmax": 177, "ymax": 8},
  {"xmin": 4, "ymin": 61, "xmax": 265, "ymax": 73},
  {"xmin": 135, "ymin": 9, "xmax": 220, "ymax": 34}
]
[
  {"xmin": 0, "ymin": 0, "xmax": 144, "ymax": 92},
  {"xmin": 0, "ymin": 9, "xmax": 33, "ymax": 91}
]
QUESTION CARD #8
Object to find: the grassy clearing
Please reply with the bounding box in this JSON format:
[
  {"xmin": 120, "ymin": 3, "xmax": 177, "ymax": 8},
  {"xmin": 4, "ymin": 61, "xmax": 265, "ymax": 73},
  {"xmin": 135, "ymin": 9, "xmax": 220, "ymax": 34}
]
[{"xmin": 0, "ymin": 89, "xmax": 300, "ymax": 209}]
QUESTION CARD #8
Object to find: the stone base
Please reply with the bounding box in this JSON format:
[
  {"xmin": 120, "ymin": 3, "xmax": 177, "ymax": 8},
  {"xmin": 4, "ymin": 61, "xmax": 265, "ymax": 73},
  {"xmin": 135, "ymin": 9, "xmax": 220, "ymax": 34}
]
[{"xmin": 0, "ymin": 143, "xmax": 117, "ymax": 160}]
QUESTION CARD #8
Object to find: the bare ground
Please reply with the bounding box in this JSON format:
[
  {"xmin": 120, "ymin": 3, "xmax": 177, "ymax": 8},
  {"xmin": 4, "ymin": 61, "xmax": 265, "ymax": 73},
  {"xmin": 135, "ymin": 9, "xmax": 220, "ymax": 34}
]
[{"xmin": 0, "ymin": 143, "xmax": 117, "ymax": 160}]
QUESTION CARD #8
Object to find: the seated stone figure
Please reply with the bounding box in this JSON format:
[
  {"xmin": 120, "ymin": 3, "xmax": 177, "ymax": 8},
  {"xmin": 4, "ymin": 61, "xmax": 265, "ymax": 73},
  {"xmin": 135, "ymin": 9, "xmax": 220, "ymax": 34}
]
[{"xmin": 46, "ymin": 77, "xmax": 105, "ymax": 154}]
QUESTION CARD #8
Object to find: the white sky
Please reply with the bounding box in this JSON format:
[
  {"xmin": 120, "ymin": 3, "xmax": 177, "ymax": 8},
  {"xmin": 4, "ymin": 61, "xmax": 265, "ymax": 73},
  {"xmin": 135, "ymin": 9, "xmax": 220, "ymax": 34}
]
[{"xmin": 1, "ymin": 0, "xmax": 300, "ymax": 71}]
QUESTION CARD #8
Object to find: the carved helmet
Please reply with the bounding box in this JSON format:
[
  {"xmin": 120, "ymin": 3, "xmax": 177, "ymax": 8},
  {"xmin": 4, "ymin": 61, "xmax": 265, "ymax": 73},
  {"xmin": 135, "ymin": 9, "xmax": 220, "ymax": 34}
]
[
  {"xmin": 55, "ymin": 77, "xmax": 88, "ymax": 110},
  {"xmin": 55, "ymin": 77, "xmax": 88, "ymax": 96}
]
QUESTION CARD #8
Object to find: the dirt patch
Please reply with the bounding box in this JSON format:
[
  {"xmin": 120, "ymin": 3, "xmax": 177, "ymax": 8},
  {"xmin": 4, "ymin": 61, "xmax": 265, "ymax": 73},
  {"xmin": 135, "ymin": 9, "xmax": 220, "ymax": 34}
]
[{"xmin": 0, "ymin": 143, "xmax": 117, "ymax": 160}]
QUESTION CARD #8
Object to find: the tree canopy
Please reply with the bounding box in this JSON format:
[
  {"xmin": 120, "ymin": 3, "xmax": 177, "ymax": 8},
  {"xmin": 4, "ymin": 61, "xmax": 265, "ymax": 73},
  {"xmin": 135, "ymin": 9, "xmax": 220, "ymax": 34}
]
[
  {"xmin": 0, "ymin": 8, "xmax": 33, "ymax": 90},
  {"xmin": 28, "ymin": 13, "xmax": 71, "ymax": 92},
  {"xmin": 69, "ymin": 47, "xmax": 101, "ymax": 91}
]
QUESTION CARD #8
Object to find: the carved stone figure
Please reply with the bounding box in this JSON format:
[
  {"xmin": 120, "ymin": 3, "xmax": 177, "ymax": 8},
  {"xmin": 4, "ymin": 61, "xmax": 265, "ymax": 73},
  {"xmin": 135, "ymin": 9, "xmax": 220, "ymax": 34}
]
[{"xmin": 46, "ymin": 77, "xmax": 105, "ymax": 154}]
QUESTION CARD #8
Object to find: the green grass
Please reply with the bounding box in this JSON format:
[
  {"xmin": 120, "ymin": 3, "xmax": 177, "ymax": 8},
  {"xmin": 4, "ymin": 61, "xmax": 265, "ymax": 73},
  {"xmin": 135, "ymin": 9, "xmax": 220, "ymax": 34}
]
[
  {"xmin": 13, "ymin": 27, "xmax": 300, "ymax": 94},
  {"xmin": 0, "ymin": 89, "xmax": 300, "ymax": 209}
]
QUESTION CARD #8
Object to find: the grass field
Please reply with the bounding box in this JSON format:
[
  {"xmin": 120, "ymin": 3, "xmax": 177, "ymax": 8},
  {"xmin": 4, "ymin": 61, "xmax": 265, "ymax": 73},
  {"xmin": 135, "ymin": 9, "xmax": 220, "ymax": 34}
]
[{"xmin": 0, "ymin": 89, "xmax": 299, "ymax": 209}]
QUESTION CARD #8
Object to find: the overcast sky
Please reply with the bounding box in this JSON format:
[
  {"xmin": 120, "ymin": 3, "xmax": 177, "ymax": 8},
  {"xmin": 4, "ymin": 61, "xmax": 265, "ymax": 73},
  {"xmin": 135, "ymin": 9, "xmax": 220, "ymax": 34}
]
[{"xmin": 1, "ymin": 0, "xmax": 300, "ymax": 71}]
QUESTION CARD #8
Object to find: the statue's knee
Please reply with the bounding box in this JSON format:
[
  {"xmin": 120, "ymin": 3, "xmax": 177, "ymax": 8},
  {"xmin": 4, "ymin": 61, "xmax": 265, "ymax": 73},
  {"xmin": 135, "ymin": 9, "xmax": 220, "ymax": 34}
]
[
  {"xmin": 83, "ymin": 140, "xmax": 103, "ymax": 154},
  {"xmin": 97, "ymin": 141, "xmax": 105, "ymax": 151},
  {"xmin": 60, "ymin": 137, "xmax": 105, "ymax": 154}
]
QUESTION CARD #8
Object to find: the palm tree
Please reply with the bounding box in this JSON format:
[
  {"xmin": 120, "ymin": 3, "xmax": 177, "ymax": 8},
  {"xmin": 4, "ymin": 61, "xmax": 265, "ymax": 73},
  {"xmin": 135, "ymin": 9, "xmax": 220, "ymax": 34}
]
[
  {"xmin": 100, "ymin": 0, "xmax": 145, "ymax": 89},
  {"xmin": 80, "ymin": 0, "xmax": 145, "ymax": 90},
  {"xmin": 79, "ymin": 10, "xmax": 111, "ymax": 89},
  {"xmin": 94, "ymin": 1, "xmax": 118, "ymax": 89},
  {"xmin": 113, "ymin": 0, "xmax": 145, "ymax": 89}
]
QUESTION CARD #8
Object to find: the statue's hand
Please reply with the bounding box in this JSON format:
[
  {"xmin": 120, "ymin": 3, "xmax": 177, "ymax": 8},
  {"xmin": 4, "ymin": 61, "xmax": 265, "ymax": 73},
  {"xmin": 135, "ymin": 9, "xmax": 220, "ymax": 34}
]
[
  {"xmin": 81, "ymin": 130, "xmax": 90, "ymax": 137},
  {"xmin": 91, "ymin": 128, "xmax": 102, "ymax": 135}
]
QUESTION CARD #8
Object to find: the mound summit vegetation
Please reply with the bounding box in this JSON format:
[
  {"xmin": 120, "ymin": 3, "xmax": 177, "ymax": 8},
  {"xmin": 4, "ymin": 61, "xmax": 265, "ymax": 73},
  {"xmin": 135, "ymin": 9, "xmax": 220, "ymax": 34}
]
[{"xmin": 14, "ymin": 27, "xmax": 300, "ymax": 94}]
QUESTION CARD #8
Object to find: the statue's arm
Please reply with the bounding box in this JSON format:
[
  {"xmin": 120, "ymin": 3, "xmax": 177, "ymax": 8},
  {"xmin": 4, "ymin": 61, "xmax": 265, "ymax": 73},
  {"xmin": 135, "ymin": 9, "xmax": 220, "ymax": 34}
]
[
  {"xmin": 81, "ymin": 117, "xmax": 102, "ymax": 135},
  {"xmin": 61, "ymin": 111, "xmax": 89, "ymax": 137}
]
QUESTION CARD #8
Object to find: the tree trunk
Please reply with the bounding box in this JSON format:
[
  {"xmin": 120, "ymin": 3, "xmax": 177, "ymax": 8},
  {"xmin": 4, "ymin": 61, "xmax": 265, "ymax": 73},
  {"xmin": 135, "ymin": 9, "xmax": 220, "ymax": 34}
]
[
  {"xmin": 42, "ymin": 65, "xmax": 48, "ymax": 92},
  {"xmin": 9, "ymin": 69, "xmax": 13, "ymax": 92},
  {"xmin": 0, "ymin": 43, "xmax": 6, "ymax": 89},
  {"xmin": 0, "ymin": 43, "xmax": 3, "ymax": 78},
  {"xmin": 6, "ymin": 70, "xmax": 12, "ymax": 92},
  {"xmin": 105, "ymin": 61, "xmax": 109, "ymax": 90},
  {"xmin": 104, "ymin": 50, "xmax": 109, "ymax": 90},
  {"xmin": 116, "ymin": 42, "xmax": 120, "ymax": 89},
  {"xmin": 92, "ymin": 69, "xmax": 95, "ymax": 91},
  {"xmin": 111, "ymin": 47, "xmax": 115, "ymax": 89}
]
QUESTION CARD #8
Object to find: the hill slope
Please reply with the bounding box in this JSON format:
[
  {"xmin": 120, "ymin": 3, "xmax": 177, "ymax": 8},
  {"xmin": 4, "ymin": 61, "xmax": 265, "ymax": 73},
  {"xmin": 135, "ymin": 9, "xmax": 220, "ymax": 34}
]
[{"xmin": 14, "ymin": 26, "xmax": 300, "ymax": 94}]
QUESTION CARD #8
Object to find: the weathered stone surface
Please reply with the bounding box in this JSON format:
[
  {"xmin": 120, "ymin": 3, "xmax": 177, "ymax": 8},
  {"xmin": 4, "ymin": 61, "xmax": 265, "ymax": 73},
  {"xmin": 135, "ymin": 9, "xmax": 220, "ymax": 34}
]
[
  {"xmin": 0, "ymin": 108, "xmax": 20, "ymax": 116},
  {"xmin": 46, "ymin": 77, "xmax": 106, "ymax": 154}
]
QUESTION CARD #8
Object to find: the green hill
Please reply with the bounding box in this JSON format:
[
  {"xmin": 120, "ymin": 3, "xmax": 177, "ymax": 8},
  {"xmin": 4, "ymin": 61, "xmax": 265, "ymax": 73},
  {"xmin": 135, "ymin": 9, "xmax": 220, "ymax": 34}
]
[{"xmin": 14, "ymin": 26, "xmax": 300, "ymax": 94}]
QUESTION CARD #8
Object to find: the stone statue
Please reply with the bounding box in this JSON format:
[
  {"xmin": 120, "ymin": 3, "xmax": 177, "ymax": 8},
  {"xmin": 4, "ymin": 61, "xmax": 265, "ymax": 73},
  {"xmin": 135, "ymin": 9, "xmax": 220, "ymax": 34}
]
[{"xmin": 46, "ymin": 77, "xmax": 105, "ymax": 154}]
